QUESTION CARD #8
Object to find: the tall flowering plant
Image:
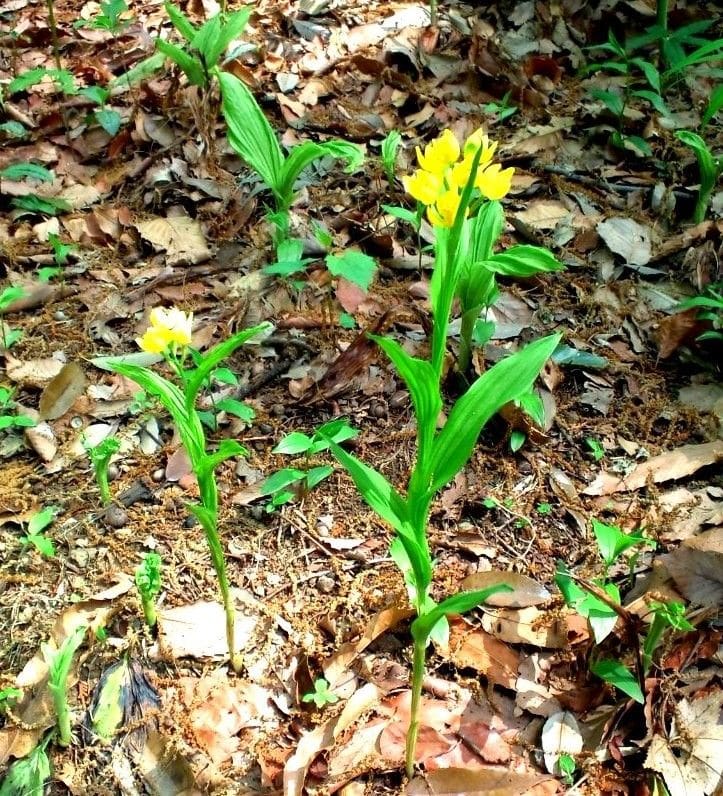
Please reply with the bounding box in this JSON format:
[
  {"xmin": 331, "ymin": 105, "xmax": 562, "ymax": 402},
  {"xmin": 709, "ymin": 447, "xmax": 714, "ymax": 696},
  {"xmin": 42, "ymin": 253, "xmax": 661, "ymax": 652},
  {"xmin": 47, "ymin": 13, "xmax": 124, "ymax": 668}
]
[
  {"xmin": 109, "ymin": 308, "xmax": 272, "ymax": 672},
  {"xmin": 324, "ymin": 129, "xmax": 562, "ymax": 777}
]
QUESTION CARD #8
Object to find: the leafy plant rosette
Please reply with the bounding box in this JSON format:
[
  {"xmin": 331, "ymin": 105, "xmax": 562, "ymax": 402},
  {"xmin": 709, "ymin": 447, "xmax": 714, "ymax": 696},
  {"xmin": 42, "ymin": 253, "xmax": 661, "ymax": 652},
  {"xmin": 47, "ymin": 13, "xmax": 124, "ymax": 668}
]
[
  {"xmin": 107, "ymin": 307, "xmax": 272, "ymax": 672},
  {"xmin": 323, "ymin": 128, "xmax": 562, "ymax": 777},
  {"xmin": 401, "ymin": 129, "xmax": 563, "ymax": 373}
]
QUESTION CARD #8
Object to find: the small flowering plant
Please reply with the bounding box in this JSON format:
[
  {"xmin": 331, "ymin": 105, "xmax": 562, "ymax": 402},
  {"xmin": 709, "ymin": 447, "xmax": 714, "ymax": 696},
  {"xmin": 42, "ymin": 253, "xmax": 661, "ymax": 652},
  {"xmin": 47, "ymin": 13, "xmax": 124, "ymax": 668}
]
[
  {"xmin": 403, "ymin": 128, "xmax": 563, "ymax": 373},
  {"xmin": 108, "ymin": 307, "xmax": 272, "ymax": 672}
]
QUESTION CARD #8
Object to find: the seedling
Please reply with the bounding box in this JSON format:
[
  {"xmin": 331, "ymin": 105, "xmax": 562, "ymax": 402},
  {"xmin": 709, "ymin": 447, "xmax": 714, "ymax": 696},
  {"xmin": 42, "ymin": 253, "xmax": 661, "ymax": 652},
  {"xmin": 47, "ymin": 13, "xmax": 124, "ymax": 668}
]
[
  {"xmin": 75, "ymin": 0, "xmax": 133, "ymax": 33},
  {"xmin": 676, "ymin": 280, "xmax": 723, "ymax": 343},
  {"xmin": 8, "ymin": 66, "xmax": 77, "ymax": 96},
  {"xmin": 219, "ymin": 71, "xmax": 363, "ymax": 247},
  {"xmin": 585, "ymin": 437, "xmax": 605, "ymax": 461},
  {"xmin": 558, "ymin": 753, "xmax": 577, "ymax": 785},
  {"xmin": 87, "ymin": 435, "xmax": 120, "ymax": 506},
  {"xmin": 483, "ymin": 90, "xmax": 518, "ymax": 123},
  {"xmin": 135, "ymin": 553, "xmax": 162, "ymax": 629},
  {"xmin": 42, "ymin": 624, "xmax": 87, "ymax": 746},
  {"xmin": 0, "ymin": 686, "xmax": 21, "ymax": 714},
  {"xmin": 0, "ymin": 286, "xmax": 27, "ymax": 349},
  {"xmin": 302, "ymin": 678, "xmax": 339, "ymax": 708},
  {"xmin": 262, "ymin": 418, "xmax": 357, "ymax": 511},
  {"xmin": 0, "ymin": 735, "xmax": 51, "ymax": 796},
  {"xmin": 158, "ymin": 2, "xmax": 252, "ymax": 89},
  {"xmin": 21, "ymin": 506, "xmax": 59, "ymax": 558},
  {"xmin": 324, "ymin": 130, "xmax": 561, "ymax": 776},
  {"xmin": 78, "ymin": 86, "xmax": 122, "ymax": 137},
  {"xmin": 108, "ymin": 307, "xmax": 272, "ymax": 671},
  {"xmin": 0, "ymin": 386, "xmax": 37, "ymax": 430},
  {"xmin": 381, "ymin": 130, "xmax": 402, "ymax": 185},
  {"xmin": 675, "ymin": 131, "xmax": 722, "ymax": 224}
]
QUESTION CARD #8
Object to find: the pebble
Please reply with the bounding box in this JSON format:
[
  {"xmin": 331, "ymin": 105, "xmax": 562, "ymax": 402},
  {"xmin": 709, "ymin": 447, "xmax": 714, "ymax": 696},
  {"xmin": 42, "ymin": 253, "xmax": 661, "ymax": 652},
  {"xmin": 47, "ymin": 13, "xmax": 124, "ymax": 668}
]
[
  {"xmin": 104, "ymin": 505, "xmax": 128, "ymax": 529},
  {"xmin": 152, "ymin": 469, "xmax": 165, "ymax": 482},
  {"xmin": 316, "ymin": 575, "xmax": 336, "ymax": 594},
  {"xmin": 371, "ymin": 401, "xmax": 386, "ymax": 418},
  {"xmin": 53, "ymin": 310, "xmax": 67, "ymax": 321},
  {"xmin": 183, "ymin": 514, "xmax": 198, "ymax": 529},
  {"xmin": 107, "ymin": 464, "xmax": 120, "ymax": 482},
  {"xmin": 271, "ymin": 403, "xmax": 285, "ymax": 417},
  {"xmin": 389, "ymin": 390, "xmax": 409, "ymax": 409},
  {"xmin": 258, "ymin": 423, "xmax": 273, "ymax": 435}
]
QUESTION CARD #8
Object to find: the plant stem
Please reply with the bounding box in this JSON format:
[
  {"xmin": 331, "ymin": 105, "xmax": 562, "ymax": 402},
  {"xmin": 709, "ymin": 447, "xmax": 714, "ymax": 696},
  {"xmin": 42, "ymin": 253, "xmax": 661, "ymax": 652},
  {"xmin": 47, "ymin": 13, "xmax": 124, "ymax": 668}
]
[
  {"xmin": 429, "ymin": 0, "xmax": 437, "ymax": 27},
  {"xmin": 52, "ymin": 685, "xmax": 71, "ymax": 747},
  {"xmin": 96, "ymin": 465, "xmax": 111, "ymax": 506},
  {"xmin": 406, "ymin": 637, "xmax": 426, "ymax": 779},
  {"xmin": 140, "ymin": 594, "xmax": 157, "ymax": 629},
  {"xmin": 458, "ymin": 311, "xmax": 476, "ymax": 374}
]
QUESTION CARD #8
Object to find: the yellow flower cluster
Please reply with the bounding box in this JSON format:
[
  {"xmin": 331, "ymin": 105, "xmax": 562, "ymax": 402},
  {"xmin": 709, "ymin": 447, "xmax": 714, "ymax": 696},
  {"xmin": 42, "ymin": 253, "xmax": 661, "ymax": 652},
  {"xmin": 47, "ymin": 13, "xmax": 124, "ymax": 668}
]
[
  {"xmin": 402, "ymin": 129, "xmax": 514, "ymax": 227},
  {"xmin": 137, "ymin": 307, "xmax": 194, "ymax": 354}
]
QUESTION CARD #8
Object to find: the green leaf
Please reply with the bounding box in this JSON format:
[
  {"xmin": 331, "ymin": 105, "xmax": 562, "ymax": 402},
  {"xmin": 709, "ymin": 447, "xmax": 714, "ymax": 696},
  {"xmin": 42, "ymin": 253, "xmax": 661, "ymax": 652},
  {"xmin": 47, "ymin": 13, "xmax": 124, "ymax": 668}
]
[
  {"xmin": 11, "ymin": 195, "xmax": 71, "ymax": 216},
  {"xmin": 590, "ymin": 658, "xmax": 644, "ymax": 704},
  {"xmin": 0, "ymin": 121, "xmax": 29, "ymax": 138},
  {"xmin": 164, "ymin": 0, "xmax": 197, "ymax": 41},
  {"xmin": 194, "ymin": 8, "xmax": 251, "ymax": 67},
  {"xmin": 215, "ymin": 397, "xmax": 254, "ymax": 422},
  {"xmin": 410, "ymin": 585, "xmax": 512, "ymax": 643},
  {"xmin": 0, "ymin": 742, "xmax": 51, "ymax": 796},
  {"xmin": 0, "ymin": 163, "xmax": 55, "ymax": 182},
  {"xmin": 95, "ymin": 108, "xmax": 122, "ymax": 136},
  {"xmin": 9, "ymin": 67, "xmax": 76, "ymax": 95},
  {"xmin": 28, "ymin": 506, "xmax": 59, "ymax": 535},
  {"xmin": 305, "ymin": 465, "xmax": 333, "ymax": 490},
  {"xmin": 481, "ymin": 245, "xmax": 564, "ymax": 277},
  {"xmin": 156, "ymin": 39, "xmax": 206, "ymax": 86},
  {"xmin": 630, "ymin": 57, "xmax": 661, "ymax": 93},
  {"xmin": 701, "ymin": 84, "xmax": 723, "ymax": 128},
  {"xmin": 261, "ymin": 468, "xmax": 307, "ymax": 495},
  {"xmin": 25, "ymin": 534, "xmax": 55, "ymax": 557},
  {"xmin": 589, "ymin": 87, "xmax": 624, "ymax": 117},
  {"xmin": 79, "ymin": 85, "xmax": 109, "ymax": 105},
  {"xmin": 109, "ymin": 52, "xmax": 166, "ymax": 91},
  {"xmin": 509, "ymin": 429, "xmax": 526, "ymax": 452},
  {"xmin": 430, "ymin": 334, "xmax": 561, "ymax": 492},
  {"xmin": 325, "ymin": 250, "xmax": 377, "ymax": 292},
  {"xmin": 274, "ymin": 432, "xmax": 313, "ymax": 455},
  {"xmin": 632, "ymin": 89, "xmax": 669, "ymax": 116},
  {"xmin": 264, "ymin": 238, "xmax": 314, "ymax": 277},
  {"xmin": 381, "ymin": 204, "xmax": 420, "ymax": 226},
  {"xmin": 591, "ymin": 519, "xmax": 653, "ymax": 568},
  {"xmin": 308, "ymin": 418, "xmax": 358, "ymax": 453},
  {"xmin": 372, "ymin": 335, "xmax": 440, "ymax": 477},
  {"xmin": 219, "ymin": 71, "xmax": 284, "ymax": 195},
  {"xmin": 276, "ymin": 140, "xmax": 363, "ymax": 209},
  {"xmin": 381, "ymin": 130, "xmax": 401, "ymax": 183},
  {"xmin": 552, "ymin": 345, "xmax": 608, "ymax": 369}
]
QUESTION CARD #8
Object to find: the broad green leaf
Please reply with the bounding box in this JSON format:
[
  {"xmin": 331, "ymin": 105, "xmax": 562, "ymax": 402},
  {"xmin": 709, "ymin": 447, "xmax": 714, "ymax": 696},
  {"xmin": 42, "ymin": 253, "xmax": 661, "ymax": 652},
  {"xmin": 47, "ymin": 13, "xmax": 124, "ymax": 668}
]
[
  {"xmin": 215, "ymin": 397, "xmax": 254, "ymax": 422},
  {"xmin": 264, "ymin": 237, "xmax": 314, "ymax": 277},
  {"xmin": 200, "ymin": 439, "xmax": 247, "ymax": 477},
  {"xmin": 79, "ymin": 85, "xmax": 109, "ymax": 105},
  {"xmin": 516, "ymin": 391, "xmax": 545, "ymax": 426},
  {"xmin": 481, "ymin": 245, "xmax": 564, "ymax": 277},
  {"xmin": 372, "ymin": 335, "xmax": 440, "ymax": 477},
  {"xmin": 195, "ymin": 8, "xmax": 250, "ymax": 67},
  {"xmin": 381, "ymin": 204, "xmax": 420, "ymax": 226},
  {"xmin": 590, "ymin": 659, "xmax": 644, "ymax": 704},
  {"xmin": 325, "ymin": 250, "xmax": 377, "ymax": 292},
  {"xmin": 305, "ymin": 465, "xmax": 333, "ymax": 490},
  {"xmin": 632, "ymin": 89, "xmax": 670, "ymax": 116},
  {"xmin": 26, "ymin": 534, "xmax": 55, "ymax": 557},
  {"xmin": 552, "ymin": 344, "xmax": 608, "ymax": 369},
  {"xmin": 276, "ymin": 140, "xmax": 363, "ymax": 209},
  {"xmin": 591, "ymin": 519, "xmax": 653, "ymax": 568},
  {"xmin": 630, "ymin": 57, "xmax": 661, "ymax": 93},
  {"xmin": 261, "ymin": 468, "xmax": 306, "ymax": 495},
  {"xmin": 219, "ymin": 71, "xmax": 284, "ymax": 193},
  {"xmin": 702, "ymin": 84, "xmax": 723, "ymax": 127},
  {"xmin": 156, "ymin": 39, "xmax": 206, "ymax": 86},
  {"xmin": 90, "ymin": 659, "xmax": 127, "ymax": 741},
  {"xmin": 11, "ymin": 195, "xmax": 71, "ymax": 216},
  {"xmin": 468, "ymin": 201, "xmax": 504, "ymax": 262},
  {"xmin": 28, "ymin": 506, "xmax": 59, "ymax": 535},
  {"xmin": 95, "ymin": 109, "xmax": 122, "ymax": 136},
  {"xmin": 0, "ymin": 121, "xmax": 28, "ymax": 138},
  {"xmin": 9, "ymin": 67, "xmax": 76, "ymax": 95},
  {"xmin": 0, "ymin": 163, "xmax": 54, "ymax": 182},
  {"xmin": 308, "ymin": 418, "xmax": 358, "ymax": 453},
  {"xmin": 381, "ymin": 130, "xmax": 401, "ymax": 182},
  {"xmin": 274, "ymin": 432, "xmax": 313, "ymax": 455},
  {"xmin": 410, "ymin": 585, "xmax": 512, "ymax": 643},
  {"xmin": 430, "ymin": 334, "xmax": 560, "ymax": 492},
  {"xmin": 109, "ymin": 52, "xmax": 166, "ymax": 91},
  {"xmin": 164, "ymin": 0, "xmax": 196, "ymax": 41}
]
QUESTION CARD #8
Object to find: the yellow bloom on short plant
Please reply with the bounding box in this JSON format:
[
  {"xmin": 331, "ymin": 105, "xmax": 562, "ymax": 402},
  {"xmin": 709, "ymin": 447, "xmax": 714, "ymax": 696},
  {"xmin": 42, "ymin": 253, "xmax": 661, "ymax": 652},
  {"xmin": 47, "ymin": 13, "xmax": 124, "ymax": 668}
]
[
  {"xmin": 475, "ymin": 163, "xmax": 515, "ymax": 201},
  {"xmin": 137, "ymin": 307, "xmax": 194, "ymax": 354},
  {"xmin": 415, "ymin": 129, "xmax": 460, "ymax": 176},
  {"xmin": 402, "ymin": 169, "xmax": 444, "ymax": 206},
  {"xmin": 463, "ymin": 129, "xmax": 498, "ymax": 164},
  {"xmin": 427, "ymin": 188, "xmax": 464, "ymax": 228}
]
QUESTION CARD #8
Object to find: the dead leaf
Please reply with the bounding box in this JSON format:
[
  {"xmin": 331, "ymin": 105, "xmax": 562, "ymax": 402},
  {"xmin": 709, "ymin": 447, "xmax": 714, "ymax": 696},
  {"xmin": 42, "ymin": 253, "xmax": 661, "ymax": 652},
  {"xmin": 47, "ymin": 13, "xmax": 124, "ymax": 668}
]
[
  {"xmin": 645, "ymin": 691, "xmax": 723, "ymax": 796},
  {"xmin": 136, "ymin": 216, "xmax": 212, "ymax": 266},
  {"xmin": 597, "ymin": 217, "xmax": 653, "ymax": 266},
  {"xmin": 38, "ymin": 362, "xmax": 87, "ymax": 420},
  {"xmin": 482, "ymin": 606, "xmax": 588, "ymax": 649},
  {"xmin": 540, "ymin": 712, "xmax": 582, "ymax": 774},
  {"xmin": 660, "ymin": 527, "xmax": 723, "ymax": 606},
  {"xmin": 583, "ymin": 441, "xmax": 723, "ymax": 495},
  {"xmin": 6, "ymin": 355, "xmax": 64, "ymax": 387},
  {"xmin": 461, "ymin": 572, "xmax": 552, "ymax": 608},
  {"xmin": 442, "ymin": 617, "xmax": 519, "ymax": 689},
  {"xmin": 406, "ymin": 767, "xmax": 557, "ymax": 795},
  {"xmin": 512, "ymin": 200, "xmax": 569, "ymax": 230}
]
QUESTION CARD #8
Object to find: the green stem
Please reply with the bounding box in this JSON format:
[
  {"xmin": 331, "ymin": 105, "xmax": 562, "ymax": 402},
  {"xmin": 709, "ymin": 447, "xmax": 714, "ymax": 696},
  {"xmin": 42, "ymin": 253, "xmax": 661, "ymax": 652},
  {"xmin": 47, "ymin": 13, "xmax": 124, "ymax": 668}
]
[
  {"xmin": 406, "ymin": 637, "xmax": 427, "ymax": 778},
  {"xmin": 429, "ymin": 0, "xmax": 437, "ymax": 26},
  {"xmin": 458, "ymin": 311, "xmax": 476, "ymax": 374},
  {"xmin": 96, "ymin": 465, "xmax": 111, "ymax": 506},
  {"xmin": 140, "ymin": 594, "xmax": 157, "ymax": 629},
  {"xmin": 52, "ymin": 685, "xmax": 71, "ymax": 747}
]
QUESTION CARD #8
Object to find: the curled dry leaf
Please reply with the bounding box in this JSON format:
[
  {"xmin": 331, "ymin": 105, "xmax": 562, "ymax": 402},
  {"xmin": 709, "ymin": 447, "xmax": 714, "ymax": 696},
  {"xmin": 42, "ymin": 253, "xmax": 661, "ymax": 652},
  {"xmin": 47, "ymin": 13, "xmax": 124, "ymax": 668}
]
[
  {"xmin": 5, "ymin": 355, "xmax": 64, "ymax": 388},
  {"xmin": 442, "ymin": 616, "xmax": 519, "ymax": 689}
]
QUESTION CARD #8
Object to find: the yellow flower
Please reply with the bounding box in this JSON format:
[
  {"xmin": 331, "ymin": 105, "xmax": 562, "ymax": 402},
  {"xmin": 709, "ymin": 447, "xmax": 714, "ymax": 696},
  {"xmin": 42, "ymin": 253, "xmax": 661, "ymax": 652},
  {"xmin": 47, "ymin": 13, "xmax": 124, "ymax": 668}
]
[
  {"xmin": 137, "ymin": 307, "xmax": 194, "ymax": 354},
  {"xmin": 415, "ymin": 129, "xmax": 460, "ymax": 176},
  {"xmin": 402, "ymin": 169, "xmax": 444, "ymax": 205},
  {"xmin": 427, "ymin": 188, "xmax": 464, "ymax": 228},
  {"xmin": 463, "ymin": 128, "xmax": 498, "ymax": 165},
  {"xmin": 475, "ymin": 163, "xmax": 515, "ymax": 200}
]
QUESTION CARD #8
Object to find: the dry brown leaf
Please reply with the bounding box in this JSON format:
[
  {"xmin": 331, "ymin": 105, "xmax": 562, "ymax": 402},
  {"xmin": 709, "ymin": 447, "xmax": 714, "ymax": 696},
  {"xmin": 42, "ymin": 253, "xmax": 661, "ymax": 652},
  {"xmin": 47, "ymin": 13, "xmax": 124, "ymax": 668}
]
[
  {"xmin": 659, "ymin": 527, "xmax": 723, "ymax": 606},
  {"xmin": 583, "ymin": 441, "xmax": 723, "ymax": 496},
  {"xmin": 283, "ymin": 683, "xmax": 380, "ymax": 796},
  {"xmin": 461, "ymin": 572, "xmax": 552, "ymax": 608},
  {"xmin": 5, "ymin": 355, "xmax": 64, "ymax": 387},
  {"xmin": 443, "ymin": 617, "xmax": 519, "ymax": 689},
  {"xmin": 512, "ymin": 200, "xmax": 569, "ymax": 230},
  {"xmin": 135, "ymin": 216, "xmax": 211, "ymax": 266},
  {"xmin": 38, "ymin": 361, "xmax": 87, "ymax": 420},
  {"xmin": 597, "ymin": 217, "xmax": 653, "ymax": 266},
  {"xmin": 481, "ymin": 606, "xmax": 588, "ymax": 649},
  {"xmin": 407, "ymin": 767, "xmax": 557, "ymax": 795}
]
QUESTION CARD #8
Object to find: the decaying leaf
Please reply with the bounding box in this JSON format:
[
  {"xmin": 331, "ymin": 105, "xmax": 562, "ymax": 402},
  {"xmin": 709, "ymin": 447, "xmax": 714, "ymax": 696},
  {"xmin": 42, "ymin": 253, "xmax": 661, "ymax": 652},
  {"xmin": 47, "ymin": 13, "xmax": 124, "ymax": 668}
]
[
  {"xmin": 461, "ymin": 572, "xmax": 551, "ymax": 608},
  {"xmin": 407, "ymin": 766, "xmax": 556, "ymax": 795},
  {"xmin": 660, "ymin": 527, "xmax": 723, "ymax": 606},
  {"xmin": 597, "ymin": 217, "xmax": 653, "ymax": 266},
  {"xmin": 481, "ymin": 606, "xmax": 588, "ymax": 648},
  {"xmin": 442, "ymin": 616, "xmax": 519, "ymax": 689},
  {"xmin": 38, "ymin": 361, "xmax": 87, "ymax": 420},
  {"xmin": 135, "ymin": 216, "xmax": 211, "ymax": 266},
  {"xmin": 540, "ymin": 711, "xmax": 583, "ymax": 775}
]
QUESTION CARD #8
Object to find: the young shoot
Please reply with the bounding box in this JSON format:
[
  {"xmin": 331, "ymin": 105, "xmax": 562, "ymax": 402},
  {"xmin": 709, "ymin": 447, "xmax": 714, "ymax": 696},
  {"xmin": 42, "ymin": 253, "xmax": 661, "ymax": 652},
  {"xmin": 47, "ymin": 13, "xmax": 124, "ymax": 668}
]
[
  {"xmin": 42, "ymin": 624, "xmax": 87, "ymax": 746},
  {"xmin": 135, "ymin": 552, "xmax": 162, "ymax": 629},
  {"xmin": 87, "ymin": 435, "xmax": 120, "ymax": 506}
]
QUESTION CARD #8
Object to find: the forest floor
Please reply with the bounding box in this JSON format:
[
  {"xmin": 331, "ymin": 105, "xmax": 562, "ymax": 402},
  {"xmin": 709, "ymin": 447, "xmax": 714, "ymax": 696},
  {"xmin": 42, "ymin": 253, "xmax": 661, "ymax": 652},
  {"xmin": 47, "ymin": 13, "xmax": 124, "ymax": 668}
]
[{"xmin": 0, "ymin": 0, "xmax": 721, "ymax": 794}]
